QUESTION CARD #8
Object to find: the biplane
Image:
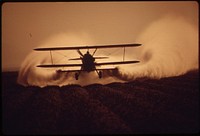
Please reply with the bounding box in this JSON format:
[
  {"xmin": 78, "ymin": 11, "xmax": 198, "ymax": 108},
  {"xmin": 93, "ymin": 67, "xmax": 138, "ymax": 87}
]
[{"xmin": 34, "ymin": 43, "xmax": 142, "ymax": 80}]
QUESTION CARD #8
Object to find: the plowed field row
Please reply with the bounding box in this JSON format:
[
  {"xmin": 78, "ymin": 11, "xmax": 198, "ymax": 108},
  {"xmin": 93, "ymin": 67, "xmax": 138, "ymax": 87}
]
[{"xmin": 2, "ymin": 70, "xmax": 199, "ymax": 134}]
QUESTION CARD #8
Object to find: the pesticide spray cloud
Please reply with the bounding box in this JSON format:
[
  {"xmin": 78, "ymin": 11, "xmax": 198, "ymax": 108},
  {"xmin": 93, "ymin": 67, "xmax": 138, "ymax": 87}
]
[
  {"xmin": 113, "ymin": 14, "xmax": 198, "ymax": 80},
  {"xmin": 17, "ymin": 14, "xmax": 198, "ymax": 87}
]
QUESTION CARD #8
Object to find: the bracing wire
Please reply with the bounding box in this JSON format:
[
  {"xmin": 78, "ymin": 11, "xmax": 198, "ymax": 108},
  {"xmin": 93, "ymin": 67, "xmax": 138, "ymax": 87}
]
[{"xmin": 51, "ymin": 50, "xmax": 74, "ymax": 63}]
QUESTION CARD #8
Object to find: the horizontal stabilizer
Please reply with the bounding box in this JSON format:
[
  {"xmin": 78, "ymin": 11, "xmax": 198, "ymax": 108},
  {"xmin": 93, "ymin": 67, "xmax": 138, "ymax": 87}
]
[
  {"xmin": 95, "ymin": 60, "xmax": 139, "ymax": 66},
  {"xmin": 69, "ymin": 56, "xmax": 108, "ymax": 61},
  {"xmin": 34, "ymin": 43, "xmax": 142, "ymax": 51},
  {"xmin": 94, "ymin": 56, "xmax": 109, "ymax": 59},
  {"xmin": 68, "ymin": 58, "xmax": 82, "ymax": 60}
]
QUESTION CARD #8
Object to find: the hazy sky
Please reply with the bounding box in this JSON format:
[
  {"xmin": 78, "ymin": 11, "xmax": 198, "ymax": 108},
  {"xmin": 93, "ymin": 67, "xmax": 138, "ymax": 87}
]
[{"xmin": 2, "ymin": 1, "xmax": 198, "ymax": 71}]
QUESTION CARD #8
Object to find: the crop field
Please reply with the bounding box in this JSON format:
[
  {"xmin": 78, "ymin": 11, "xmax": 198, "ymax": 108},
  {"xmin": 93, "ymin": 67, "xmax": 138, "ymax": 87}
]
[{"xmin": 2, "ymin": 70, "xmax": 199, "ymax": 134}]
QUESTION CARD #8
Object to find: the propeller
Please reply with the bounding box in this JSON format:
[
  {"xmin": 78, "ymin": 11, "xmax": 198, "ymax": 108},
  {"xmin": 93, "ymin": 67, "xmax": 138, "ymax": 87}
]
[
  {"xmin": 77, "ymin": 49, "xmax": 83, "ymax": 57},
  {"xmin": 92, "ymin": 48, "xmax": 97, "ymax": 56}
]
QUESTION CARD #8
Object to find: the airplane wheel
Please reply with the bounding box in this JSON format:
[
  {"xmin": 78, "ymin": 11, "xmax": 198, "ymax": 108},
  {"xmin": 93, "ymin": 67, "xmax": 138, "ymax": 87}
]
[
  {"xmin": 75, "ymin": 73, "xmax": 79, "ymax": 80},
  {"xmin": 56, "ymin": 69, "xmax": 62, "ymax": 73},
  {"xmin": 99, "ymin": 71, "xmax": 102, "ymax": 79}
]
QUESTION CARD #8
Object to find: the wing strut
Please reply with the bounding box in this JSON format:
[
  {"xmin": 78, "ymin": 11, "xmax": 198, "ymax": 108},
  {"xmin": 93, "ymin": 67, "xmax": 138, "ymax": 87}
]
[
  {"xmin": 50, "ymin": 50, "xmax": 54, "ymax": 64},
  {"xmin": 123, "ymin": 47, "xmax": 125, "ymax": 61}
]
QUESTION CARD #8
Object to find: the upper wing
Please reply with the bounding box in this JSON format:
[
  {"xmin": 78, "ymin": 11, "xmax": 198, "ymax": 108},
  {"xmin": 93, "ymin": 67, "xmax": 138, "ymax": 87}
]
[
  {"xmin": 37, "ymin": 64, "xmax": 82, "ymax": 68},
  {"xmin": 34, "ymin": 43, "xmax": 142, "ymax": 51},
  {"xmin": 95, "ymin": 60, "xmax": 140, "ymax": 66}
]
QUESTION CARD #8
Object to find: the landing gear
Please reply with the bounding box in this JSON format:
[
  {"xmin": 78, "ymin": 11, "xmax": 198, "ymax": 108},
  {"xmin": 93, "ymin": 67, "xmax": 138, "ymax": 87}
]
[
  {"xmin": 75, "ymin": 73, "xmax": 79, "ymax": 80},
  {"xmin": 56, "ymin": 69, "xmax": 62, "ymax": 73},
  {"xmin": 95, "ymin": 70, "xmax": 102, "ymax": 79},
  {"xmin": 98, "ymin": 71, "xmax": 102, "ymax": 79}
]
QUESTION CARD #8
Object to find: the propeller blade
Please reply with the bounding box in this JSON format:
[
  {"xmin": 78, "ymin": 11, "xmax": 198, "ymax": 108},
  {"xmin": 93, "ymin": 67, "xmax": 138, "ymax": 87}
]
[
  {"xmin": 92, "ymin": 48, "xmax": 97, "ymax": 56},
  {"xmin": 77, "ymin": 49, "xmax": 83, "ymax": 56}
]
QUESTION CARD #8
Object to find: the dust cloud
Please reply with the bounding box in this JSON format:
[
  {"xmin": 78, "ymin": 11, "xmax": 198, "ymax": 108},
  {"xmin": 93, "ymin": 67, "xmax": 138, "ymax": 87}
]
[
  {"xmin": 113, "ymin": 15, "xmax": 198, "ymax": 80},
  {"xmin": 17, "ymin": 15, "xmax": 198, "ymax": 87}
]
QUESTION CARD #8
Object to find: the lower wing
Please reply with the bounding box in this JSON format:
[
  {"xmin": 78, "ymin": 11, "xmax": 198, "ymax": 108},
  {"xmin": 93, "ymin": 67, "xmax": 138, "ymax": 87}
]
[
  {"xmin": 37, "ymin": 64, "xmax": 82, "ymax": 68},
  {"xmin": 56, "ymin": 68, "xmax": 117, "ymax": 73},
  {"xmin": 37, "ymin": 60, "xmax": 139, "ymax": 68}
]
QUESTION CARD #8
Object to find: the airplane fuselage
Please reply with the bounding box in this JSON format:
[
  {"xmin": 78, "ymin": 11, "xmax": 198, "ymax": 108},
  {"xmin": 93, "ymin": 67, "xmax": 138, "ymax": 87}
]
[{"xmin": 81, "ymin": 52, "xmax": 96, "ymax": 72}]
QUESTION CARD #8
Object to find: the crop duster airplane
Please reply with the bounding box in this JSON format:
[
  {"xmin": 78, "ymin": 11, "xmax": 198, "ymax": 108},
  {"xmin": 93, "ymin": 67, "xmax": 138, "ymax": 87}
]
[{"xmin": 34, "ymin": 43, "xmax": 142, "ymax": 80}]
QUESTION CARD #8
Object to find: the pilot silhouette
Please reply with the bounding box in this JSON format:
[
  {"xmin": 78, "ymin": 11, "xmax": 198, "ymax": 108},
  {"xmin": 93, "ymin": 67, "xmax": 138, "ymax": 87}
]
[{"xmin": 82, "ymin": 51, "xmax": 95, "ymax": 71}]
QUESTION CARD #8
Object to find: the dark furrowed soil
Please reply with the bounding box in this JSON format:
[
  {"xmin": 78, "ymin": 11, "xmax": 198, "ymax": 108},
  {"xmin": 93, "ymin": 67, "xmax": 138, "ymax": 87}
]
[{"xmin": 2, "ymin": 70, "xmax": 199, "ymax": 134}]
